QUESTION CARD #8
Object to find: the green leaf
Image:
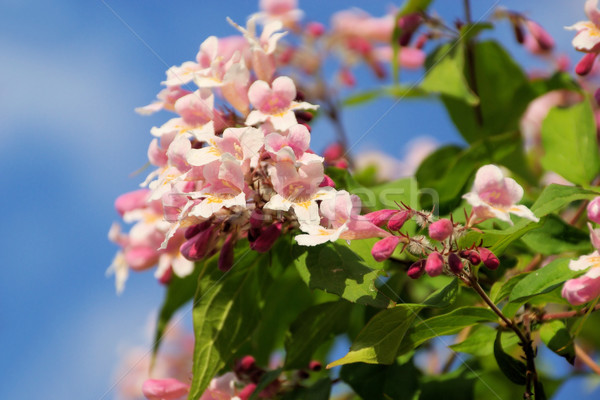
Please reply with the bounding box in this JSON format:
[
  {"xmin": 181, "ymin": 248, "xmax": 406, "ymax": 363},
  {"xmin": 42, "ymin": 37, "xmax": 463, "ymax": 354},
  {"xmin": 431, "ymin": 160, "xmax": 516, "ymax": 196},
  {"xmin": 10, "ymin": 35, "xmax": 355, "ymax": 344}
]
[
  {"xmin": 441, "ymin": 41, "xmax": 535, "ymax": 143},
  {"xmin": 152, "ymin": 259, "xmax": 204, "ymax": 358},
  {"xmin": 284, "ymin": 301, "xmax": 352, "ymax": 369},
  {"xmin": 450, "ymin": 325, "xmax": 520, "ymax": 357},
  {"xmin": 251, "ymin": 266, "xmax": 313, "ymax": 364},
  {"xmin": 541, "ymin": 99, "xmax": 600, "ymax": 186},
  {"xmin": 493, "ymin": 330, "xmax": 526, "ymax": 385},
  {"xmin": 540, "ymin": 320, "xmax": 575, "ymax": 365},
  {"xmin": 531, "ymin": 184, "xmax": 600, "ymax": 218},
  {"xmin": 422, "ymin": 278, "xmax": 459, "ymax": 308},
  {"xmin": 490, "ymin": 272, "xmax": 530, "ymax": 303},
  {"xmin": 340, "ymin": 359, "xmax": 421, "ymax": 400},
  {"xmin": 282, "ymin": 378, "xmax": 331, "ymax": 400},
  {"xmin": 187, "ymin": 246, "xmax": 268, "ymax": 399},
  {"xmin": 509, "ymin": 258, "xmax": 580, "ymax": 303},
  {"xmin": 293, "ymin": 243, "xmax": 392, "ymax": 308},
  {"xmin": 397, "ymin": 307, "xmax": 498, "ymax": 356},
  {"xmin": 421, "ymin": 43, "xmax": 479, "ymax": 105},
  {"xmin": 521, "ymin": 214, "xmax": 592, "ymax": 255},
  {"xmin": 368, "ymin": 177, "xmax": 419, "ymax": 211},
  {"xmin": 327, "ymin": 304, "xmax": 424, "ymax": 367},
  {"xmin": 459, "ymin": 22, "xmax": 493, "ymax": 42}
]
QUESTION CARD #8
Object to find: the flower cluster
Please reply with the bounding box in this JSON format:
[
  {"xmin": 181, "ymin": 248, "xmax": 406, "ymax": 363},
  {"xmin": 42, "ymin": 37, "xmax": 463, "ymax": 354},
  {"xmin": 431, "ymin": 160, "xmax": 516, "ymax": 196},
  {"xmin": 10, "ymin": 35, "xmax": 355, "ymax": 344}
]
[
  {"xmin": 108, "ymin": 3, "xmax": 396, "ymax": 291},
  {"xmin": 368, "ymin": 165, "xmax": 537, "ymax": 279}
]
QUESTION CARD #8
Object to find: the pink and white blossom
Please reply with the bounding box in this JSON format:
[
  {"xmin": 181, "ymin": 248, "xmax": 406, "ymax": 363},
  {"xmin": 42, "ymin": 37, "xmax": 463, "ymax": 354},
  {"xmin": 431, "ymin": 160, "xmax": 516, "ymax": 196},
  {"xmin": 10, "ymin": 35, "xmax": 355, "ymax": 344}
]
[
  {"xmin": 246, "ymin": 76, "xmax": 318, "ymax": 131},
  {"xmin": 187, "ymin": 126, "xmax": 263, "ymax": 169},
  {"xmin": 462, "ymin": 164, "xmax": 539, "ymax": 225},
  {"xmin": 566, "ymin": 0, "xmax": 600, "ymax": 52}
]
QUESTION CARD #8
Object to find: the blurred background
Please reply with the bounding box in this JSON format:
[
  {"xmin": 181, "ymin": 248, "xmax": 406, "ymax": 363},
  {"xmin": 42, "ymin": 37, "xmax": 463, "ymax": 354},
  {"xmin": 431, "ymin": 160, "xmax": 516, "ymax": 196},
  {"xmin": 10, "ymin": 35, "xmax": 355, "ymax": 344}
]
[{"xmin": 1, "ymin": 0, "xmax": 598, "ymax": 398}]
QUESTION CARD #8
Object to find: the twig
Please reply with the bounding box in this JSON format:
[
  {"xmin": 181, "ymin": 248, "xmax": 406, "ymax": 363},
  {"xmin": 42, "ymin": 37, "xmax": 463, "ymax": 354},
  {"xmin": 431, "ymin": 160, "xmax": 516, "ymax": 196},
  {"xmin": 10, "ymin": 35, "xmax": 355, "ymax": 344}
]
[
  {"xmin": 575, "ymin": 343, "xmax": 600, "ymax": 375},
  {"xmin": 523, "ymin": 254, "xmax": 543, "ymax": 273},
  {"xmin": 540, "ymin": 303, "xmax": 600, "ymax": 322}
]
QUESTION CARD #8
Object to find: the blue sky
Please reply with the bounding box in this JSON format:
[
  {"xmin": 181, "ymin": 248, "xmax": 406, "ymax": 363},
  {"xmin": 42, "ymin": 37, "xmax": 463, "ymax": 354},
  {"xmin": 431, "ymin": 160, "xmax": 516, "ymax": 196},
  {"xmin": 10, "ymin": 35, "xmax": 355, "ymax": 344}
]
[{"xmin": 1, "ymin": 0, "xmax": 599, "ymax": 399}]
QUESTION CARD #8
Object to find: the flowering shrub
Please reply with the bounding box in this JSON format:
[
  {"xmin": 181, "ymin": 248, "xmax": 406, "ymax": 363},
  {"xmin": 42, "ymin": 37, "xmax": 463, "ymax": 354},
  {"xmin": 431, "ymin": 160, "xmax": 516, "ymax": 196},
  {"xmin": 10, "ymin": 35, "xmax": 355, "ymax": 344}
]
[{"xmin": 109, "ymin": 0, "xmax": 600, "ymax": 399}]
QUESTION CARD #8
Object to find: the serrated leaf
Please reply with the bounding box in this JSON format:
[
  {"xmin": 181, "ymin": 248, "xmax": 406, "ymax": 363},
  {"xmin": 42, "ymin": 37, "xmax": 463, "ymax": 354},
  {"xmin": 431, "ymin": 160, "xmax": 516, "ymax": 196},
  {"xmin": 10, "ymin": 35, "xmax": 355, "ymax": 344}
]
[
  {"xmin": 540, "ymin": 320, "xmax": 575, "ymax": 365},
  {"xmin": 541, "ymin": 99, "xmax": 600, "ymax": 186},
  {"xmin": 530, "ymin": 184, "xmax": 600, "ymax": 218},
  {"xmin": 293, "ymin": 243, "xmax": 392, "ymax": 308},
  {"xmin": 422, "ymin": 278, "xmax": 459, "ymax": 308},
  {"xmin": 152, "ymin": 259, "xmax": 205, "ymax": 358},
  {"xmin": 187, "ymin": 246, "xmax": 267, "ymax": 399},
  {"xmin": 284, "ymin": 301, "xmax": 352, "ymax": 369},
  {"xmin": 521, "ymin": 214, "xmax": 592, "ymax": 255},
  {"xmin": 421, "ymin": 43, "xmax": 479, "ymax": 105},
  {"xmin": 327, "ymin": 304, "xmax": 424, "ymax": 367},
  {"xmin": 397, "ymin": 307, "xmax": 498, "ymax": 356},
  {"xmin": 493, "ymin": 330, "xmax": 527, "ymax": 385},
  {"xmin": 509, "ymin": 258, "xmax": 581, "ymax": 303}
]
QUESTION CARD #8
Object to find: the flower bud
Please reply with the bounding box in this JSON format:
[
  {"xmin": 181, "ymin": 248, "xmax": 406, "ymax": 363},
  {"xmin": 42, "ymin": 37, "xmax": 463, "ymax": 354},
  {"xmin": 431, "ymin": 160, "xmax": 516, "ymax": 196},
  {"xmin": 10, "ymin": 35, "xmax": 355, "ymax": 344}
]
[
  {"xmin": 428, "ymin": 219, "xmax": 453, "ymax": 241},
  {"xmin": 142, "ymin": 378, "xmax": 189, "ymax": 400},
  {"xmin": 218, "ymin": 234, "xmax": 236, "ymax": 272},
  {"xmin": 527, "ymin": 20, "xmax": 554, "ymax": 51},
  {"xmin": 576, "ymin": 53, "xmax": 597, "ymax": 76},
  {"xmin": 562, "ymin": 275, "xmax": 600, "ymax": 305},
  {"xmin": 364, "ymin": 209, "xmax": 398, "ymax": 227},
  {"xmin": 323, "ymin": 142, "xmax": 344, "ymax": 162},
  {"xmin": 115, "ymin": 189, "xmax": 149, "ymax": 217},
  {"xmin": 407, "ymin": 259, "xmax": 426, "ymax": 279},
  {"xmin": 448, "ymin": 253, "xmax": 464, "ymax": 274},
  {"xmin": 306, "ymin": 21, "xmax": 326, "ymax": 37},
  {"xmin": 588, "ymin": 197, "xmax": 600, "ymax": 224},
  {"xmin": 478, "ymin": 247, "xmax": 499, "ymax": 270},
  {"xmin": 319, "ymin": 175, "xmax": 336, "ymax": 188},
  {"xmin": 237, "ymin": 383, "xmax": 257, "ymax": 400},
  {"xmin": 235, "ymin": 355, "xmax": 257, "ymax": 375},
  {"xmin": 250, "ymin": 223, "xmax": 282, "ymax": 253},
  {"xmin": 371, "ymin": 236, "xmax": 401, "ymax": 262},
  {"xmin": 459, "ymin": 249, "xmax": 481, "ymax": 265},
  {"xmin": 425, "ymin": 252, "xmax": 444, "ymax": 277},
  {"xmin": 158, "ymin": 265, "xmax": 173, "ymax": 285},
  {"xmin": 180, "ymin": 226, "xmax": 216, "ymax": 261},
  {"xmin": 387, "ymin": 210, "xmax": 411, "ymax": 231}
]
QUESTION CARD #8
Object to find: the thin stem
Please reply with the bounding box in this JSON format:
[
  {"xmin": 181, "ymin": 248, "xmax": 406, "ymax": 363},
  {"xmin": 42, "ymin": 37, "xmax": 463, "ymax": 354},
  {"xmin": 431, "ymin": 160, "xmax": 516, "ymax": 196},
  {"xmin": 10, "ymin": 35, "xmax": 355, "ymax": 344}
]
[
  {"xmin": 467, "ymin": 273, "xmax": 539, "ymax": 399},
  {"xmin": 575, "ymin": 343, "xmax": 600, "ymax": 375},
  {"xmin": 523, "ymin": 254, "xmax": 543, "ymax": 273},
  {"xmin": 540, "ymin": 303, "xmax": 600, "ymax": 321},
  {"xmin": 569, "ymin": 200, "xmax": 589, "ymax": 226}
]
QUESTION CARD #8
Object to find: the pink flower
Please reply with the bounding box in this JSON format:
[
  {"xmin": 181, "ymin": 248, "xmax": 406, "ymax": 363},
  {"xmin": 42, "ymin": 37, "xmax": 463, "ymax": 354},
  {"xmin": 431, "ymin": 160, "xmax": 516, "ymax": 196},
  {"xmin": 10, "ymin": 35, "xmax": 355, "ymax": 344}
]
[
  {"xmin": 588, "ymin": 197, "xmax": 600, "ymax": 224},
  {"xmin": 136, "ymin": 86, "xmax": 192, "ymax": 116},
  {"xmin": 562, "ymin": 273, "xmax": 600, "ymax": 305},
  {"xmin": 264, "ymin": 124, "xmax": 311, "ymax": 162},
  {"xmin": 246, "ymin": 76, "xmax": 318, "ymax": 131},
  {"xmin": 142, "ymin": 378, "xmax": 190, "ymax": 400},
  {"xmin": 258, "ymin": 0, "xmax": 304, "ymax": 27},
  {"xmin": 462, "ymin": 165, "xmax": 539, "ymax": 225},
  {"xmin": 295, "ymin": 190, "xmax": 389, "ymax": 246},
  {"xmin": 331, "ymin": 9, "xmax": 395, "ymax": 43},
  {"xmin": 566, "ymin": 0, "xmax": 600, "ymax": 75},
  {"xmin": 372, "ymin": 46, "xmax": 426, "ymax": 69}
]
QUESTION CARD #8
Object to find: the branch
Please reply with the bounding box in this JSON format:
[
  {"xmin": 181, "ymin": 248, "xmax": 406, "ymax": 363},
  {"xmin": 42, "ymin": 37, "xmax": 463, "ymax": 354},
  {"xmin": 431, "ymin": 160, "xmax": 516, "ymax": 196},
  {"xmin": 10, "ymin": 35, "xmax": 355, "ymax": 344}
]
[
  {"xmin": 540, "ymin": 303, "xmax": 600, "ymax": 322},
  {"xmin": 575, "ymin": 343, "xmax": 600, "ymax": 375}
]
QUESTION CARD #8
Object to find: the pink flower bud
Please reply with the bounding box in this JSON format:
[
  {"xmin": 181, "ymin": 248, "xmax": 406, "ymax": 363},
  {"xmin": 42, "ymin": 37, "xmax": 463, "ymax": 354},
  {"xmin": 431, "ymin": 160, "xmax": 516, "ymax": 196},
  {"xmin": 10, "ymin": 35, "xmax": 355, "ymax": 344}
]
[
  {"xmin": 371, "ymin": 236, "xmax": 401, "ymax": 262},
  {"xmin": 334, "ymin": 159, "xmax": 349, "ymax": 169},
  {"xmin": 294, "ymin": 110, "xmax": 313, "ymax": 123},
  {"xmin": 459, "ymin": 249, "xmax": 481, "ymax": 265},
  {"xmin": 339, "ymin": 67, "xmax": 356, "ymax": 87},
  {"xmin": 425, "ymin": 252, "xmax": 444, "ymax": 277},
  {"xmin": 250, "ymin": 223, "xmax": 282, "ymax": 253},
  {"xmin": 428, "ymin": 219, "xmax": 453, "ymax": 241},
  {"xmin": 364, "ymin": 209, "xmax": 398, "ymax": 227},
  {"xmin": 323, "ymin": 142, "xmax": 345, "ymax": 162},
  {"xmin": 235, "ymin": 355, "xmax": 257, "ymax": 374},
  {"xmin": 562, "ymin": 275, "xmax": 600, "ymax": 305},
  {"xmin": 319, "ymin": 175, "xmax": 336, "ymax": 188},
  {"xmin": 218, "ymin": 234, "xmax": 236, "ymax": 272},
  {"xmin": 237, "ymin": 383, "xmax": 257, "ymax": 400},
  {"xmin": 115, "ymin": 189, "xmax": 149, "ymax": 216},
  {"xmin": 588, "ymin": 197, "xmax": 600, "ymax": 224},
  {"xmin": 306, "ymin": 21, "xmax": 326, "ymax": 37},
  {"xmin": 448, "ymin": 253, "xmax": 464, "ymax": 274},
  {"xmin": 142, "ymin": 378, "xmax": 189, "ymax": 400},
  {"xmin": 387, "ymin": 210, "xmax": 411, "ymax": 231},
  {"xmin": 407, "ymin": 259, "xmax": 425, "ymax": 279},
  {"xmin": 576, "ymin": 53, "xmax": 597, "ymax": 76},
  {"xmin": 158, "ymin": 265, "xmax": 173, "ymax": 285},
  {"xmin": 478, "ymin": 247, "xmax": 499, "ymax": 270}
]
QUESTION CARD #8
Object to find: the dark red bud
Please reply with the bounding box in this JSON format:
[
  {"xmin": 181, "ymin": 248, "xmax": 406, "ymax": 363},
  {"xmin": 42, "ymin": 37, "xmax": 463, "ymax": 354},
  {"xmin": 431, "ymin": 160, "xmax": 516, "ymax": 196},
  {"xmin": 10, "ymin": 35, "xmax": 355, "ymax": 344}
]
[
  {"xmin": 576, "ymin": 53, "xmax": 597, "ymax": 76},
  {"xmin": 237, "ymin": 383, "xmax": 257, "ymax": 400},
  {"xmin": 459, "ymin": 249, "xmax": 481, "ymax": 265},
  {"xmin": 218, "ymin": 234, "xmax": 236, "ymax": 272},
  {"xmin": 158, "ymin": 266, "xmax": 173, "ymax": 285},
  {"xmin": 237, "ymin": 355, "xmax": 256, "ymax": 373},
  {"xmin": 448, "ymin": 253, "xmax": 464, "ymax": 274},
  {"xmin": 478, "ymin": 247, "xmax": 499, "ymax": 270},
  {"xmin": 180, "ymin": 227, "xmax": 216, "ymax": 261},
  {"xmin": 250, "ymin": 223, "xmax": 282, "ymax": 253},
  {"xmin": 407, "ymin": 259, "xmax": 426, "ymax": 279},
  {"xmin": 308, "ymin": 360, "xmax": 322, "ymax": 371}
]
